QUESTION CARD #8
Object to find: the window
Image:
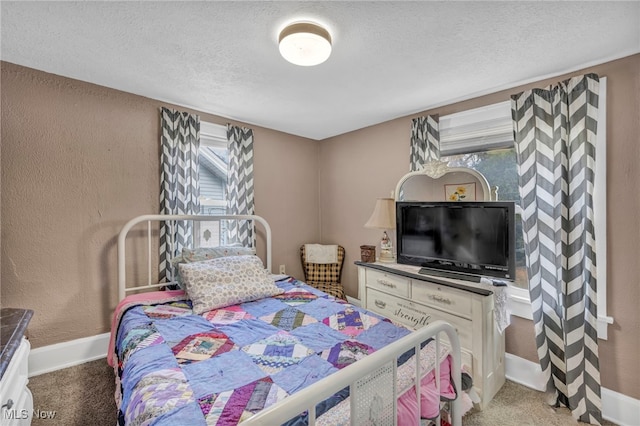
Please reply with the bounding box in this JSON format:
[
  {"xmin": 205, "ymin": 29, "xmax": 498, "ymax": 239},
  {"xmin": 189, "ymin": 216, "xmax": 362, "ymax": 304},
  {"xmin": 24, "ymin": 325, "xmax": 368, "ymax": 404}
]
[
  {"xmin": 438, "ymin": 81, "xmax": 612, "ymax": 338},
  {"xmin": 439, "ymin": 101, "xmax": 527, "ymax": 289},
  {"xmin": 196, "ymin": 121, "xmax": 228, "ymax": 247},
  {"xmin": 443, "ymin": 148, "xmax": 527, "ymax": 289}
]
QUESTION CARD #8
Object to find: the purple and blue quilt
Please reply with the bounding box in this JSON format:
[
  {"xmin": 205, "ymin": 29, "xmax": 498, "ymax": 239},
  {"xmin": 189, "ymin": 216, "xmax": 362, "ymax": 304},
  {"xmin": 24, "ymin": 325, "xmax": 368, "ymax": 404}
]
[{"xmin": 113, "ymin": 278, "xmax": 415, "ymax": 425}]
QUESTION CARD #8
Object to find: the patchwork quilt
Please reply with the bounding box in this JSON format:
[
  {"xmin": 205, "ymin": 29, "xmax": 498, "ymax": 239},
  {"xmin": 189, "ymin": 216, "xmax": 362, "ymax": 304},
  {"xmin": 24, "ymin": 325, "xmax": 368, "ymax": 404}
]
[{"xmin": 112, "ymin": 278, "xmax": 445, "ymax": 425}]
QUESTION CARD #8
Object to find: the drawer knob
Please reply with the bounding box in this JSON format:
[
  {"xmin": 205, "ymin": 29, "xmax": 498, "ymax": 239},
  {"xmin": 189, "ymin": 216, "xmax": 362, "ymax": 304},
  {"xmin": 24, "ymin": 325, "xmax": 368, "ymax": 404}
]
[
  {"xmin": 377, "ymin": 279, "xmax": 397, "ymax": 288},
  {"xmin": 2, "ymin": 399, "xmax": 14, "ymax": 410},
  {"xmin": 429, "ymin": 294, "xmax": 452, "ymax": 305},
  {"xmin": 374, "ymin": 300, "xmax": 387, "ymax": 309}
]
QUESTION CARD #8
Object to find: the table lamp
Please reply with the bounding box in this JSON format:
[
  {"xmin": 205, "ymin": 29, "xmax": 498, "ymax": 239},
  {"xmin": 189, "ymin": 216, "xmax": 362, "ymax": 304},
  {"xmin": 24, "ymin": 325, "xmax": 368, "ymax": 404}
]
[{"xmin": 364, "ymin": 197, "xmax": 396, "ymax": 262}]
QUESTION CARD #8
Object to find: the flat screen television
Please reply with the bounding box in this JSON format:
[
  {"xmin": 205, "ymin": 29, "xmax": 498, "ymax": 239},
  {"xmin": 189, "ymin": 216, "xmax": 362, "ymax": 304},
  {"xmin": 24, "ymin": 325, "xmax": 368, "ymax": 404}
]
[{"xmin": 396, "ymin": 201, "xmax": 516, "ymax": 282}]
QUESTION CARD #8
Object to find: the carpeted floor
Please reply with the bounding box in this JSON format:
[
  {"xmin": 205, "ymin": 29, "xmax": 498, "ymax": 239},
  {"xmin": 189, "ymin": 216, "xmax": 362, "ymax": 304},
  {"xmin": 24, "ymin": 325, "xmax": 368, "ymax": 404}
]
[
  {"xmin": 29, "ymin": 359, "xmax": 116, "ymax": 425},
  {"xmin": 28, "ymin": 358, "xmax": 617, "ymax": 425}
]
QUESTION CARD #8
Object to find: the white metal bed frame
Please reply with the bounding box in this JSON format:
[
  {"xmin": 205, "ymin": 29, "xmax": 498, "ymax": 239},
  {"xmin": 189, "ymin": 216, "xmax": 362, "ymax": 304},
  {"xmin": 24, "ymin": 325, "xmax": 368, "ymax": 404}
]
[{"xmin": 116, "ymin": 214, "xmax": 462, "ymax": 426}]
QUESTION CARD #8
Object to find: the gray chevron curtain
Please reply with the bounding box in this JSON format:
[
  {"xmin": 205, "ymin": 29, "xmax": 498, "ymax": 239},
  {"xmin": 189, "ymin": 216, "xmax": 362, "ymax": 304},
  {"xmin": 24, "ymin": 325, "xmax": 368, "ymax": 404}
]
[
  {"xmin": 511, "ymin": 74, "xmax": 601, "ymax": 425},
  {"xmin": 410, "ymin": 115, "xmax": 440, "ymax": 171},
  {"xmin": 159, "ymin": 107, "xmax": 200, "ymax": 282},
  {"xmin": 226, "ymin": 124, "xmax": 254, "ymax": 247}
]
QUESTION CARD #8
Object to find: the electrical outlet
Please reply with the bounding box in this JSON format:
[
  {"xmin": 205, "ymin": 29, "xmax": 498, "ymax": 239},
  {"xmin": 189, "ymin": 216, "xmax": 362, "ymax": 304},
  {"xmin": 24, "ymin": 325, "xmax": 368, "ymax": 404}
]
[{"xmin": 279, "ymin": 264, "xmax": 286, "ymax": 274}]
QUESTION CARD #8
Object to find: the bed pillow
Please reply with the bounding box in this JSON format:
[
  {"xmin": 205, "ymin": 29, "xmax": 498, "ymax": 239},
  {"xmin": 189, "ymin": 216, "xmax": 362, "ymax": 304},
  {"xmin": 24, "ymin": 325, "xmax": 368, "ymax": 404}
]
[
  {"xmin": 179, "ymin": 255, "xmax": 283, "ymax": 314},
  {"xmin": 169, "ymin": 246, "xmax": 257, "ymax": 288}
]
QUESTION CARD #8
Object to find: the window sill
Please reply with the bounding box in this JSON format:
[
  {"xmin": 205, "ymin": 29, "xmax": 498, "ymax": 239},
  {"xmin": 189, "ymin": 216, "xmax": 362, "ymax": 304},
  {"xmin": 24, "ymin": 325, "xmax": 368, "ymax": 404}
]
[{"xmin": 508, "ymin": 286, "xmax": 614, "ymax": 340}]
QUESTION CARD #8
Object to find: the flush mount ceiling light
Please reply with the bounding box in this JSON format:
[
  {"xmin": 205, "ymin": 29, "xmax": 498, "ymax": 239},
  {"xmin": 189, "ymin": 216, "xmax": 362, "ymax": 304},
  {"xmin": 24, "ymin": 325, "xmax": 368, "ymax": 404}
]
[{"xmin": 278, "ymin": 22, "xmax": 332, "ymax": 66}]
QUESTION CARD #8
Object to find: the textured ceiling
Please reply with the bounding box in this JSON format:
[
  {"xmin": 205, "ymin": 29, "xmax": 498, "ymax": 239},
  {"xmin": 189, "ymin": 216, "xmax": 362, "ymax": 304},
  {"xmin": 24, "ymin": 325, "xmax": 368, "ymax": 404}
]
[{"xmin": 2, "ymin": 1, "xmax": 639, "ymax": 140}]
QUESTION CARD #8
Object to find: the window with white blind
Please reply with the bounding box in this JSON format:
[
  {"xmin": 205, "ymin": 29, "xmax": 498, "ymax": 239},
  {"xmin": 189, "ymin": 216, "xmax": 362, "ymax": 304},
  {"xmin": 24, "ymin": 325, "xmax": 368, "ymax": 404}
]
[
  {"xmin": 437, "ymin": 79, "xmax": 612, "ymax": 338},
  {"xmin": 439, "ymin": 102, "xmax": 527, "ymax": 290}
]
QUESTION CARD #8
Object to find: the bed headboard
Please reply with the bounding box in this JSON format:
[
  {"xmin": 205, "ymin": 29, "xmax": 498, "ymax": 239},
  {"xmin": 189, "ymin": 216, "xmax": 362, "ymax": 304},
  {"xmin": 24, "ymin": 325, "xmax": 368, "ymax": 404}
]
[{"xmin": 117, "ymin": 214, "xmax": 272, "ymax": 300}]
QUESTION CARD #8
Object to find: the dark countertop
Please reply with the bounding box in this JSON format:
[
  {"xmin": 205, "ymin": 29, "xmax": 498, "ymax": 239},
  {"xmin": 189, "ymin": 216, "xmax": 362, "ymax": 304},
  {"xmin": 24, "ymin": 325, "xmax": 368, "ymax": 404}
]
[
  {"xmin": 354, "ymin": 261, "xmax": 494, "ymax": 296},
  {"xmin": 1, "ymin": 308, "xmax": 34, "ymax": 381}
]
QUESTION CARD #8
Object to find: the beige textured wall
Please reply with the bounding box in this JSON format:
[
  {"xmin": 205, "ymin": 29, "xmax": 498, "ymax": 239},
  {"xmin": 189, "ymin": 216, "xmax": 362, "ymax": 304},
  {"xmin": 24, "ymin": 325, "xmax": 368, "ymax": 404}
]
[
  {"xmin": 319, "ymin": 54, "xmax": 640, "ymax": 399},
  {"xmin": 0, "ymin": 62, "xmax": 320, "ymax": 347}
]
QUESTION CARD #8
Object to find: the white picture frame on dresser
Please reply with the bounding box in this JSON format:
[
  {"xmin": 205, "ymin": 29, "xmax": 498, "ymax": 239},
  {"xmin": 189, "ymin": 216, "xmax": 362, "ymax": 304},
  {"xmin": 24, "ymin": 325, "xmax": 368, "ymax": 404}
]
[{"xmin": 357, "ymin": 261, "xmax": 506, "ymax": 410}]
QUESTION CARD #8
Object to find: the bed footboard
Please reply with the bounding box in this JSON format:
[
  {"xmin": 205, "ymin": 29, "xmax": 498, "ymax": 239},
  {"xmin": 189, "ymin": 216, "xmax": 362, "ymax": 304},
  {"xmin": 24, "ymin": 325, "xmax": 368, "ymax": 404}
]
[{"xmin": 243, "ymin": 320, "xmax": 462, "ymax": 426}]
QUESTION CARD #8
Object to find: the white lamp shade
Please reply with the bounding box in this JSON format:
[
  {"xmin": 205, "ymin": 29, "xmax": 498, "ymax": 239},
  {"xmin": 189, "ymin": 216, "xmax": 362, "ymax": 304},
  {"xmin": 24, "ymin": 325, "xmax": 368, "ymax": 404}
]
[
  {"xmin": 279, "ymin": 22, "xmax": 332, "ymax": 66},
  {"xmin": 364, "ymin": 198, "xmax": 396, "ymax": 229}
]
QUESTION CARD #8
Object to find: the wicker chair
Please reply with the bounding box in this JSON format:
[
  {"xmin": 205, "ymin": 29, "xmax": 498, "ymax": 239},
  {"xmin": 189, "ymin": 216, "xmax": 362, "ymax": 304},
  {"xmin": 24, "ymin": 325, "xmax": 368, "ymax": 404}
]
[{"xmin": 300, "ymin": 244, "xmax": 346, "ymax": 300}]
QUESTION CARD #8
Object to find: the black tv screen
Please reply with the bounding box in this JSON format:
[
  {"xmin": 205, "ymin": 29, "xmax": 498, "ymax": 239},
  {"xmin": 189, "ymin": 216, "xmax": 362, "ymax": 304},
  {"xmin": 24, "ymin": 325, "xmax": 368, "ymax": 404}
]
[{"xmin": 396, "ymin": 201, "xmax": 515, "ymax": 280}]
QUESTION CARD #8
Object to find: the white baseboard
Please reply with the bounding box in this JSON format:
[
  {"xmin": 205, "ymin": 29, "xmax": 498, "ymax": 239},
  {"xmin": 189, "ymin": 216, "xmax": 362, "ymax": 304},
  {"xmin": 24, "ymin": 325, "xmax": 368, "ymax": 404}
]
[
  {"xmin": 601, "ymin": 388, "xmax": 640, "ymax": 426},
  {"xmin": 506, "ymin": 352, "xmax": 640, "ymax": 426},
  {"xmin": 346, "ymin": 295, "xmax": 361, "ymax": 307},
  {"xmin": 505, "ymin": 352, "xmax": 546, "ymax": 391},
  {"xmin": 28, "ymin": 332, "xmax": 110, "ymax": 377}
]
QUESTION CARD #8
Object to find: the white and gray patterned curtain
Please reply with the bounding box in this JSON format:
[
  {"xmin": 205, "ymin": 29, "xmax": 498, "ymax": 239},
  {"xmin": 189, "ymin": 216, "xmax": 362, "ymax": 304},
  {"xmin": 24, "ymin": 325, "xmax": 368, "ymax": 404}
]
[
  {"xmin": 226, "ymin": 124, "xmax": 254, "ymax": 247},
  {"xmin": 159, "ymin": 107, "xmax": 200, "ymax": 282},
  {"xmin": 511, "ymin": 74, "xmax": 601, "ymax": 425},
  {"xmin": 410, "ymin": 115, "xmax": 440, "ymax": 171}
]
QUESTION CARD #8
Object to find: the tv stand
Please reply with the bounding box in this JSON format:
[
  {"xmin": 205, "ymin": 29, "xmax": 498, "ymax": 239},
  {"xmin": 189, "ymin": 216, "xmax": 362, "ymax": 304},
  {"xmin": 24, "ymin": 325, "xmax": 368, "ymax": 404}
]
[{"xmin": 418, "ymin": 267, "xmax": 481, "ymax": 283}]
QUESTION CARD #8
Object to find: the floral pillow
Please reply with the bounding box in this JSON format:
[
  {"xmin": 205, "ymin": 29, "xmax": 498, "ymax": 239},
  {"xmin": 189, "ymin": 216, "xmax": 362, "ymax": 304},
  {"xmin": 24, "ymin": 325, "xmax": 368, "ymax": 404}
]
[
  {"xmin": 178, "ymin": 255, "xmax": 283, "ymax": 314},
  {"xmin": 169, "ymin": 246, "xmax": 257, "ymax": 288}
]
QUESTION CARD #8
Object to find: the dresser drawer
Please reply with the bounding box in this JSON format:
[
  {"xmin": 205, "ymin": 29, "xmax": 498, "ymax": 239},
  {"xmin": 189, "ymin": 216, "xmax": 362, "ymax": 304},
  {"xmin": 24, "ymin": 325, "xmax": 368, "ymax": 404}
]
[
  {"xmin": 367, "ymin": 288, "xmax": 472, "ymax": 350},
  {"xmin": 411, "ymin": 280, "xmax": 473, "ymax": 319},
  {"xmin": 365, "ymin": 269, "xmax": 411, "ymax": 298}
]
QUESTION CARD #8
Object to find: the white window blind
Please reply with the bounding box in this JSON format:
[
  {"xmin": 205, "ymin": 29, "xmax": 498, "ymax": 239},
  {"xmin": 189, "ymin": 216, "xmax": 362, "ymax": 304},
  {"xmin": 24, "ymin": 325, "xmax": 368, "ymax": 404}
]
[
  {"xmin": 439, "ymin": 101, "xmax": 513, "ymax": 156},
  {"xmin": 200, "ymin": 121, "xmax": 227, "ymax": 148}
]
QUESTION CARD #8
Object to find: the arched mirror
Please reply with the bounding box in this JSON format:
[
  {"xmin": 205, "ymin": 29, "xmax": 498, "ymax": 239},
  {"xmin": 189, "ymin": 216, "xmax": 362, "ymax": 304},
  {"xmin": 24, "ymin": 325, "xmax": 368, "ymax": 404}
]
[{"xmin": 395, "ymin": 163, "xmax": 495, "ymax": 202}]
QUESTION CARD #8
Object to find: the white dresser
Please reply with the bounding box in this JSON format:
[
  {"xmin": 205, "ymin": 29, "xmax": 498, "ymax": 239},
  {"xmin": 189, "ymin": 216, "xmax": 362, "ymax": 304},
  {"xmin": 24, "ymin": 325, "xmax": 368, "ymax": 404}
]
[
  {"xmin": 356, "ymin": 262, "xmax": 505, "ymax": 410},
  {"xmin": 1, "ymin": 309, "xmax": 34, "ymax": 426}
]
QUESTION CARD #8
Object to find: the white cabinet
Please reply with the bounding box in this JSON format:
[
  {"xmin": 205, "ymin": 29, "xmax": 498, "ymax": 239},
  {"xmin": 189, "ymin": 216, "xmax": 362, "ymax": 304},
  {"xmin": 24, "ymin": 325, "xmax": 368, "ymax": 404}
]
[
  {"xmin": 0, "ymin": 338, "xmax": 33, "ymax": 425},
  {"xmin": 357, "ymin": 262, "xmax": 505, "ymax": 410},
  {"xmin": 1, "ymin": 308, "xmax": 33, "ymax": 426}
]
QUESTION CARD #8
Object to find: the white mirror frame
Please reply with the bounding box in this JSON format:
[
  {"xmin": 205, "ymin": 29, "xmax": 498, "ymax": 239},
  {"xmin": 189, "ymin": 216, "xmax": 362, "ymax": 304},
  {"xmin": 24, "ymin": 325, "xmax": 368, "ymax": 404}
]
[{"xmin": 394, "ymin": 165, "xmax": 494, "ymax": 202}]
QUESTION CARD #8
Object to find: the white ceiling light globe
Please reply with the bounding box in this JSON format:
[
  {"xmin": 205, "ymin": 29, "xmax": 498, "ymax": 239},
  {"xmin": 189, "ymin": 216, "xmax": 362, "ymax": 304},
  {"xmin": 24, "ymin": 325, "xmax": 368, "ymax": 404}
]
[{"xmin": 279, "ymin": 22, "xmax": 332, "ymax": 66}]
